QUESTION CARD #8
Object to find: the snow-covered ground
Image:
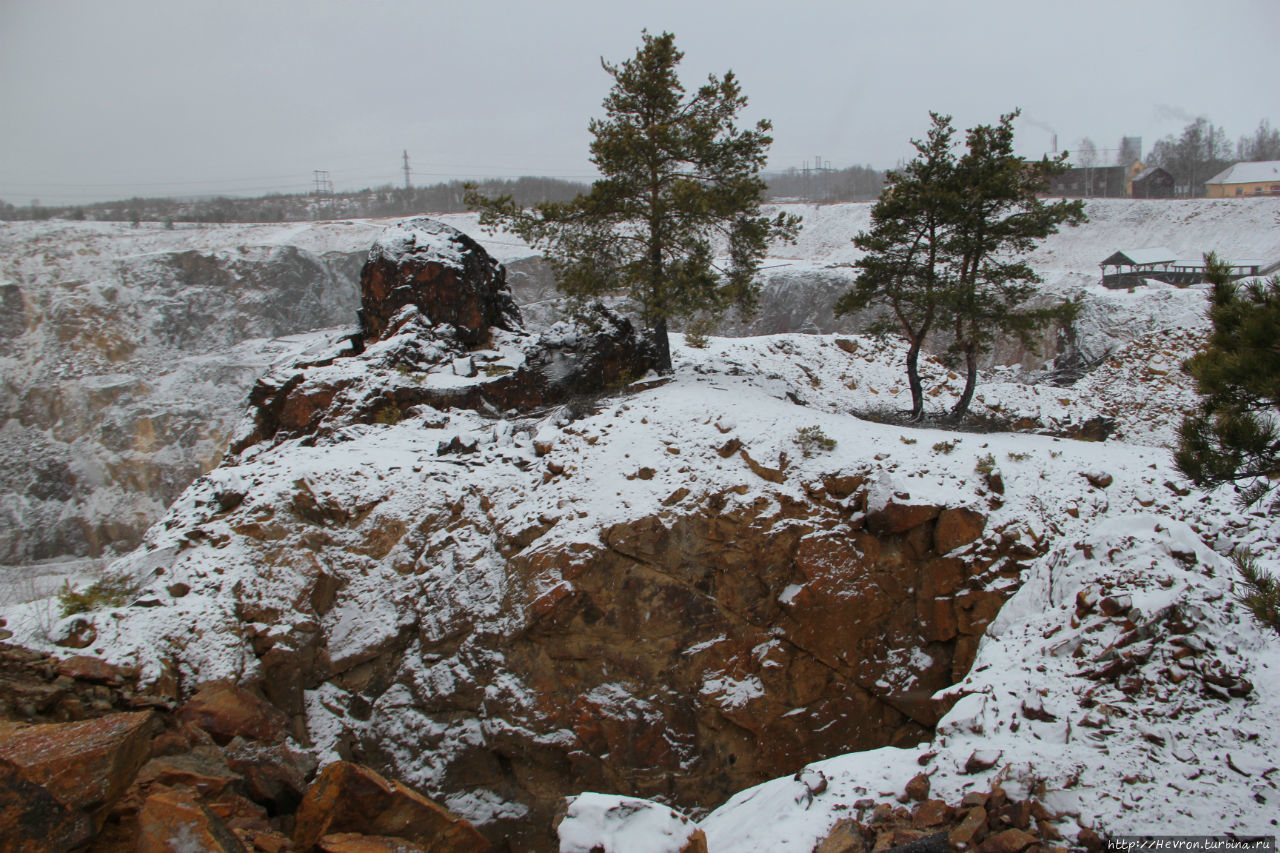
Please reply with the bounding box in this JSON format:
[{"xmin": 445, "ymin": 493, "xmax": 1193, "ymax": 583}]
[
  {"xmin": 4, "ymin": 199, "xmax": 1280, "ymax": 847},
  {"xmin": 3, "ymin": 322, "xmax": 1279, "ymax": 846}
]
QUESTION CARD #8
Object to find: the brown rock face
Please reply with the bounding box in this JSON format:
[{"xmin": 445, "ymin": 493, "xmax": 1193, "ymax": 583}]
[
  {"xmin": 0, "ymin": 711, "xmax": 157, "ymax": 828},
  {"xmin": 0, "ymin": 756, "xmax": 97, "ymax": 851},
  {"xmin": 358, "ymin": 218, "xmax": 520, "ymax": 345},
  {"xmin": 318, "ymin": 834, "xmax": 432, "ymax": 852},
  {"xmin": 293, "ymin": 761, "xmax": 487, "ymax": 852},
  {"xmin": 178, "ymin": 681, "xmax": 289, "ymax": 746},
  {"xmin": 136, "ymin": 786, "xmax": 247, "ymax": 852},
  {"xmin": 321, "ymin": 488, "xmax": 1040, "ymax": 849},
  {"xmin": 934, "ymin": 508, "xmax": 988, "ymax": 555}
]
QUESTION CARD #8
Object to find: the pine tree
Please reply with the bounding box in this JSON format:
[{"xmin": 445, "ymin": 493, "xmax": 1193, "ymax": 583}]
[
  {"xmin": 840, "ymin": 111, "xmax": 1082, "ymax": 421},
  {"xmin": 468, "ymin": 31, "xmax": 798, "ymax": 372},
  {"xmin": 945, "ymin": 112, "xmax": 1084, "ymax": 420},
  {"xmin": 1176, "ymin": 255, "xmax": 1280, "ymax": 511},
  {"xmin": 835, "ymin": 113, "xmax": 959, "ymax": 421}
]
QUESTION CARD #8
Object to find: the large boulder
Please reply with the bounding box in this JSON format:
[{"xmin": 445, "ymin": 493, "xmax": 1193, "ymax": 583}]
[
  {"xmin": 293, "ymin": 761, "xmax": 488, "ymax": 852},
  {"xmin": 0, "ymin": 711, "xmax": 158, "ymax": 841},
  {"xmin": 135, "ymin": 786, "xmax": 247, "ymax": 852},
  {"xmin": 230, "ymin": 220, "xmax": 660, "ymax": 455},
  {"xmin": 177, "ymin": 681, "xmax": 289, "ymax": 746},
  {"xmin": 358, "ymin": 218, "xmax": 521, "ymax": 345}
]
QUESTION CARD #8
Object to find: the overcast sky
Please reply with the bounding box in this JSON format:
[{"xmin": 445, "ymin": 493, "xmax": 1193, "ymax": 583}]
[{"xmin": 2, "ymin": 0, "xmax": 1276, "ymax": 204}]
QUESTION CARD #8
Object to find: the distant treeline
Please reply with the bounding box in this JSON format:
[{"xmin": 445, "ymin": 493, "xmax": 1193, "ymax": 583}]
[
  {"xmin": 763, "ymin": 164, "xmax": 885, "ymax": 202},
  {"xmin": 1, "ymin": 167, "xmax": 887, "ymax": 224},
  {"xmin": 0, "ymin": 177, "xmax": 586, "ymax": 224}
]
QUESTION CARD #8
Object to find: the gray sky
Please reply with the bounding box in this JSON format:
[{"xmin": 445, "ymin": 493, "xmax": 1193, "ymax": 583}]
[{"xmin": 2, "ymin": 0, "xmax": 1276, "ymax": 204}]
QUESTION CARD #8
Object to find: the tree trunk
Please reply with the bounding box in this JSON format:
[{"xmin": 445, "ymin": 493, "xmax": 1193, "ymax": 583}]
[
  {"xmin": 951, "ymin": 344, "xmax": 979, "ymax": 420},
  {"xmin": 906, "ymin": 339, "xmax": 925, "ymax": 421},
  {"xmin": 653, "ymin": 316, "xmax": 673, "ymax": 374}
]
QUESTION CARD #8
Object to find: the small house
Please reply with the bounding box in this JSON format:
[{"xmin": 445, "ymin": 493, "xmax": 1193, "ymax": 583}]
[
  {"xmin": 1130, "ymin": 167, "xmax": 1175, "ymax": 199},
  {"xmin": 1204, "ymin": 161, "xmax": 1280, "ymax": 197},
  {"xmin": 1048, "ymin": 165, "xmax": 1128, "ymax": 198}
]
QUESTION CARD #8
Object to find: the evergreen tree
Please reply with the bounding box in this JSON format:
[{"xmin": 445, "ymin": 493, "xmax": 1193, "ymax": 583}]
[
  {"xmin": 1176, "ymin": 255, "xmax": 1280, "ymax": 511},
  {"xmin": 945, "ymin": 112, "xmax": 1085, "ymax": 419},
  {"xmin": 835, "ymin": 113, "xmax": 958, "ymax": 421},
  {"xmin": 840, "ymin": 111, "xmax": 1082, "ymax": 421},
  {"xmin": 468, "ymin": 31, "xmax": 798, "ymax": 372}
]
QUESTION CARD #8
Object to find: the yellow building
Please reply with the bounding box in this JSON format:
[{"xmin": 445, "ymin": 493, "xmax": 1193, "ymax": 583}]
[{"xmin": 1205, "ymin": 160, "xmax": 1280, "ymax": 197}]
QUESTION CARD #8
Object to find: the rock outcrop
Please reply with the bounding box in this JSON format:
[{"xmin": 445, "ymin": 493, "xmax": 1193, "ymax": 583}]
[
  {"xmin": 229, "ymin": 222, "xmax": 658, "ymax": 456},
  {"xmin": 0, "ymin": 220, "xmax": 1072, "ymax": 851},
  {"xmin": 0, "ymin": 643, "xmax": 484, "ymax": 852},
  {"xmin": 358, "ymin": 218, "xmax": 521, "ymax": 346}
]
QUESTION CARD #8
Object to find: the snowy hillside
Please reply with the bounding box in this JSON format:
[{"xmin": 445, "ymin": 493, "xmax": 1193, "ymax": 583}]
[
  {"xmin": 3, "ymin": 197, "xmax": 1276, "ymax": 567},
  {"xmin": 0, "ymin": 215, "xmax": 548, "ymax": 569},
  {"xmin": 4, "ymin": 320, "xmax": 1279, "ymax": 848}
]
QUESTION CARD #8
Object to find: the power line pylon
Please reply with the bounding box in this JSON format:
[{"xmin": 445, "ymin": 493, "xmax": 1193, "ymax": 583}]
[{"xmin": 312, "ymin": 170, "xmax": 333, "ymax": 196}]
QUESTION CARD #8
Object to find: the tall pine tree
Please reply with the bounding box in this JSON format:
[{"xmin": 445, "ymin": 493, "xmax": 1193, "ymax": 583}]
[
  {"xmin": 835, "ymin": 113, "xmax": 958, "ymax": 421},
  {"xmin": 840, "ymin": 111, "xmax": 1082, "ymax": 421},
  {"xmin": 945, "ymin": 112, "xmax": 1084, "ymax": 419},
  {"xmin": 469, "ymin": 31, "xmax": 798, "ymax": 372},
  {"xmin": 1177, "ymin": 255, "xmax": 1280, "ymax": 511}
]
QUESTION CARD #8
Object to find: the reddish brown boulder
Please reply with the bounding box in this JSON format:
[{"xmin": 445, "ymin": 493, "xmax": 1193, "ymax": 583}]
[
  {"xmin": 292, "ymin": 761, "xmax": 487, "ymax": 852},
  {"xmin": 815, "ymin": 819, "xmax": 865, "ymax": 853},
  {"xmin": 319, "ymin": 833, "xmax": 431, "ymax": 852},
  {"xmin": 904, "ymin": 772, "xmax": 931, "ymax": 802},
  {"xmin": 224, "ymin": 739, "xmax": 316, "ymax": 815},
  {"xmin": 867, "ymin": 501, "xmax": 941, "ymax": 535},
  {"xmin": 964, "ymin": 749, "xmax": 1001, "ymax": 774},
  {"xmin": 933, "ymin": 508, "xmax": 987, "ymax": 555},
  {"xmin": 178, "ymin": 682, "xmax": 288, "ymax": 746},
  {"xmin": 912, "ymin": 798, "xmax": 952, "ymax": 828},
  {"xmin": 136, "ymin": 786, "xmax": 246, "ymax": 852},
  {"xmin": 949, "ymin": 806, "xmax": 987, "ymax": 846},
  {"xmin": 358, "ymin": 218, "xmax": 520, "ymax": 345},
  {"xmin": 56, "ymin": 655, "xmax": 125, "ymax": 685},
  {"xmin": 979, "ymin": 828, "xmax": 1038, "ymax": 853},
  {"xmin": 0, "ymin": 711, "xmax": 157, "ymax": 825},
  {"xmin": 681, "ymin": 829, "xmax": 709, "ymax": 853},
  {"xmin": 134, "ymin": 745, "xmax": 243, "ymax": 799},
  {"xmin": 0, "ymin": 755, "xmax": 96, "ymax": 851},
  {"xmin": 50, "ymin": 616, "xmax": 96, "ymax": 649}
]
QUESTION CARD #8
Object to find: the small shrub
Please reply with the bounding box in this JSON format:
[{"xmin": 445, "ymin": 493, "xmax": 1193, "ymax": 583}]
[
  {"xmin": 974, "ymin": 452, "xmax": 1003, "ymax": 493},
  {"xmin": 376, "ymin": 401, "xmax": 403, "ymax": 425},
  {"xmin": 1233, "ymin": 548, "xmax": 1280, "ymax": 636},
  {"xmin": 684, "ymin": 317, "xmax": 715, "ymax": 349},
  {"xmin": 900, "ymin": 436, "xmax": 917, "ymax": 445},
  {"xmin": 1007, "ymin": 451, "xmax": 1031, "ymax": 462},
  {"xmin": 564, "ymin": 396, "xmax": 596, "ymax": 422},
  {"xmin": 795, "ymin": 425, "xmax": 837, "ymax": 458},
  {"xmin": 58, "ymin": 574, "xmax": 139, "ymax": 617},
  {"xmin": 932, "ymin": 439, "xmax": 958, "ymax": 454}
]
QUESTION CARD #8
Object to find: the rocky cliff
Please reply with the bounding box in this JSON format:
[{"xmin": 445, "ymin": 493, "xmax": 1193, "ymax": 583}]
[
  {"xmin": 0, "ymin": 222, "xmax": 373, "ymax": 567},
  {"xmin": 9, "ymin": 216, "xmax": 1276, "ymax": 851}
]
